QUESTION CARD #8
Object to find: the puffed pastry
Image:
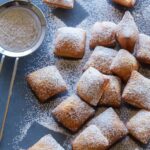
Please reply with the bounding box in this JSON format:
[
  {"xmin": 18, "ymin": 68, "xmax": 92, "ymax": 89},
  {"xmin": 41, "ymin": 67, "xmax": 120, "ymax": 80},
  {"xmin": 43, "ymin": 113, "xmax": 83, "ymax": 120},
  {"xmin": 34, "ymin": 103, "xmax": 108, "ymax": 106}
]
[
  {"xmin": 72, "ymin": 125, "xmax": 109, "ymax": 150},
  {"xmin": 90, "ymin": 21, "xmax": 117, "ymax": 49},
  {"xmin": 52, "ymin": 95, "xmax": 95, "ymax": 132},
  {"xmin": 26, "ymin": 66, "xmax": 67, "ymax": 102},
  {"xmin": 83, "ymin": 46, "xmax": 118, "ymax": 75},
  {"xmin": 122, "ymin": 71, "xmax": 150, "ymax": 110},
  {"xmin": 127, "ymin": 110, "xmax": 150, "ymax": 144},
  {"xmin": 54, "ymin": 27, "xmax": 86, "ymax": 59},
  {"xmin": 77, "ymin": 67, "xmax": 109, "ymax": 106}
]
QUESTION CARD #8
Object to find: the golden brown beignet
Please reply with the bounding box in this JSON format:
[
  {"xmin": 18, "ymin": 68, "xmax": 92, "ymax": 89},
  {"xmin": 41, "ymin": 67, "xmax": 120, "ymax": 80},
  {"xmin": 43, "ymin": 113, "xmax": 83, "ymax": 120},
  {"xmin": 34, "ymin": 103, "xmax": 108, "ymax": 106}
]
[
  {"xmin": 127, "ymin": 110, "xmax": 150, "ymax": 144},
  {"xmin": 28, "ymin": 134, "xmax": 65, "ymax": 150},
  {"xmin": 72, "ymin": 125, "xmax": 109, "ymax": 150},
  {"xmin": 99, "ymin": 75, "xmax": 121, "ymax": 107},
  {"xmin": 77, "ymin": 67, "xmax": 109, "ymax": 106},
  {"xmin": 116, "ymin": 11, "xmax": 139, "ymax": 52},
  {"xmin": 112, "ymin": 0, "xmax": 136, "ymax": 8},
  {"xmin": 135, "ymin": 33, "xmax": 150, "ymax": 64},
  {"xmin": 26, "ymin": 66, "xmax": 67, "ymax": 102},
  {"xmin": 90, "ymin": 22, "xmax": 117, "ymax": 49},
  {"xmin": 83, "ymin": 46, "xmax": 118, "ymax": 74},
  {"xmin": 43, "ymin": 0, "xmax": 74, "ymax": 9},
  {"xmin": 122, "ymin": 71, "xmax": 150, "ymax": 110},
  {"xmin": 52, "ymin": 95, "xmax": 95, "ymax": 132},
  {"xmin": 54, "ymin": 27, "xmax": 86, "ymax": 59},
  {"xmin": 110, "ymin": 49, "xmax": 139, "ymax": 82},
  {"xmin": 90, "ymin": 108, "xmax": 128, "ymax": 146}
]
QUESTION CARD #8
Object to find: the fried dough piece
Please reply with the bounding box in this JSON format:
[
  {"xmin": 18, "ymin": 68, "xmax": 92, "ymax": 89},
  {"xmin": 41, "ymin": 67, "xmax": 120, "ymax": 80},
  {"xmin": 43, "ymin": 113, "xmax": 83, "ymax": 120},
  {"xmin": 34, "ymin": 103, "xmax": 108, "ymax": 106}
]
[
  {"xmin": 72, "ymin": 125, "xmax": 109, "ymax": 150},
  {"xmin": 112, "ymin": 0, "xmax": 136, "ymax": 8},
  {"xmin": 122, "ymin": 71, "xmax": 150, "ymax": 110},
  {"xmin": 116, "ymin": 11, "xmax": 139, "ymax": 52},
  {"xmin": 52, "ymin": 95, "xmax": 95, "ymax": 132},
  {"xmin": 77, "ymin": 67, "xmax": 109, "ymax": 106},
  {"xmin": 90, "ymin": 22, "xmax": 117, "ymax": 49},
  {"xmin": 26, "ymin": 66, "xmax": 67, "ymax": 102},
  {"xmin": 127, "ymin": 110, "xmax": 150, "ymax": 144},
  {"xmin": 83, "ymin": 46, "xmax": 118, "ymax": 74},
  {"xmin": 54, "ymin": 27, "xmax": 86, "ymax": 59},
  {"xmin": 110, "ymin": 49, "xmax": 139, "ymax": 82}
]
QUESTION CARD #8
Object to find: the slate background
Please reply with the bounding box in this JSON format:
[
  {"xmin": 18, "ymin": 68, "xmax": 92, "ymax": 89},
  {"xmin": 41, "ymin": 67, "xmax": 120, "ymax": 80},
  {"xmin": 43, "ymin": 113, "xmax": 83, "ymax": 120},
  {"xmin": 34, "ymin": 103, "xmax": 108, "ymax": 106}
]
[{"xmin": 0, "ymin": 0, "xmax": 150, "ymax": 150}]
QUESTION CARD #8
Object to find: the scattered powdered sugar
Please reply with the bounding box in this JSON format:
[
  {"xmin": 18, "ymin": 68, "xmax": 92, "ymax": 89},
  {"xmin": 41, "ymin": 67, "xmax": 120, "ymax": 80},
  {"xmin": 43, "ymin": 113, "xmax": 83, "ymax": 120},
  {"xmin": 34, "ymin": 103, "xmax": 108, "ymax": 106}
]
[{"xmin": 10, "ymin": 0, "xmax": 150, "ymax": 150}]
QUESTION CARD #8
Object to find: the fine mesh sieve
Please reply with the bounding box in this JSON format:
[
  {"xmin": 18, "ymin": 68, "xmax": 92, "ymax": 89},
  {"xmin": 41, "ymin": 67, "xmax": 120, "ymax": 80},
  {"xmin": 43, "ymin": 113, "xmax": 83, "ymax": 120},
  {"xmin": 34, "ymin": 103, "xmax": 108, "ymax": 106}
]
[{"xmin": 0, "ymin": 0, "xmax": 46, "ymax": 141}]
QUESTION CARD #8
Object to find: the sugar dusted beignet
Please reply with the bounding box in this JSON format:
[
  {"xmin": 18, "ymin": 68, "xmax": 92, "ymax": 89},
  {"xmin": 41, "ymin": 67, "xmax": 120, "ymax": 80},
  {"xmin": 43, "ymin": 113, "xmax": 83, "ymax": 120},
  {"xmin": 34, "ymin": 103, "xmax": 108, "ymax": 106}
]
[
  {"xmin": 43, "ymin": 0, "xmax": 74, "ymax": 9},
  {"xmin": 116, "ymin": 11, "xmax": 139, "ymax": 52},
  {"xmin": 112, "ymin": 0, "xmax": 136, "ymax": 8},
  {"xmin": 77, "ymin": 67, "xmax": 109, "ymax": 106},
  {"xmin": 99, "ymin": 75, "xmax": 121, "ymax": 107},
  {"xmin": 28, "ymin": 134, "xmax": 64, "ymax": 150},
  {"xmin": 72, "ymin": 125, "xmax": 109, "ymax": 150},
  {"xmin": 90, "ymin": 21, "xmax": 117, "ymax": 49},
  {"xmin": 135, "ymin": 33, "xmax": 150, "ymax": 64},
  {"xmin": 26, "ymin": 66, "xmax": 67, "ymax": 102},
  {"xmin": 110, "ymin": 49, "xmax": 139, "ymax": 82},
  {"xmin": 54, "ymin": 27, "xmax": 86, "ymax": 59},
  {"xmin": 90, "ymin": 108, "xmax": 128, "ymax": 146},
  {"xmin": 127, "ymin": 110, "xmax": 150, "ymax": 144},
  {"xmin": 122, "ymin": 71, "xmax": 150, "ymax": 110},
  {"xmin": 83, "ymin": 46, "xmax": 118, "ymax": 74},
  {"xmin": 52, "ymin": 95, "xmax": 95, "ymax": 132}
]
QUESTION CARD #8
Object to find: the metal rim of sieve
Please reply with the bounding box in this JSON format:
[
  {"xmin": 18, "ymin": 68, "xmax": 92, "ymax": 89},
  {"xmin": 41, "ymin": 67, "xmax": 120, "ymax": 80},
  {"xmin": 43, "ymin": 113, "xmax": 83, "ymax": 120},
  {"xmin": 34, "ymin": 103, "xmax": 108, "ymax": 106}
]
[{"xmin": 0, "ymin": 0, "xmax": 47, "ymax": 141}]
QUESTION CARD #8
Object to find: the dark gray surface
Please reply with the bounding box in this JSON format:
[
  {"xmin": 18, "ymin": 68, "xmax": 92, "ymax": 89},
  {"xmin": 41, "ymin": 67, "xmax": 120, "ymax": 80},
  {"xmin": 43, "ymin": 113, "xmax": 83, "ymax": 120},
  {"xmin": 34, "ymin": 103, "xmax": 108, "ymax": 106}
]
[{"xmin": 0, "ymin": 0, "xmax": 150, "ymax": 150}]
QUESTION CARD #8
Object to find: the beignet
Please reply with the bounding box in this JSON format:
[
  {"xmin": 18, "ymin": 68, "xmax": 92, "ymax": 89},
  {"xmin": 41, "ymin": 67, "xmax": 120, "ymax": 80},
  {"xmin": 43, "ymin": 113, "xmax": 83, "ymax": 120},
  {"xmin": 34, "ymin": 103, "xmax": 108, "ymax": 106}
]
[
  {"xmin": 83, "ymin": 46, "xmax": 118, "ymax": 74},
  {"xmin": 28, "ymin": 134, "xmax": 64, "ymax": 150},
  {"xmin": 116, "ymin": 11, "xmax": 139, "ymax": 52},
  {"xmin": 90, "ymin": 21, "xmax": 117, "ymax": 49},
  {"xmin": 54, "ymin": 27, "xmax": 86, "ymax": 59},
  {"xmin": 90, "ymin": 108, "xmax": 128, "ymax": 146},
  {"xmin": 43, "ymin": 0, "xmax": 74, "ymax": 9},
  {"xmin": 110, "ymin": 49, "xmax": 139, "ymax": 82},
  {"xmin": 122, "ymin": 71, "xmax": 150, "ymax": 110},
  {"xmin": 77, "ymin": 67, "xmax": 109, "ymax": 106},
  {"xmin": 52, "ymin": 95, "xmax": 95, "ymax": 132},
  {"xmin": 26, "ymin": 66, "xmax": 67, "ymax": 102},
  {"xmin": 112, "ymin": 0, "xmax": 136, "ymax": 8},
  {"xmin": 135, "ymin": 33, "xmax": 150, "ymax": 64},
  {"xmin": 127, "ymin": 110, "xmax": 150, "ymax": 144},
  {"xmin": 99, "ymin": 75, "xmax": 121, "ymax": 107},
  {"xmin": 72, "ymin": 125, "xmax": 109, "ymax": 150}
]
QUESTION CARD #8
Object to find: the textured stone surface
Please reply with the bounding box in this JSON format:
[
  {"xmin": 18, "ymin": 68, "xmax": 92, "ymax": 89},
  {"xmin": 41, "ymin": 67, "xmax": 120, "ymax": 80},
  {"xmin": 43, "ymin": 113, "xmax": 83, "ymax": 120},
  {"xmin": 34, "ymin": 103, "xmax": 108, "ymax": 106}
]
[{"xmin": 0, "ymin": 0, "xmax": 150, "ymax": 149}]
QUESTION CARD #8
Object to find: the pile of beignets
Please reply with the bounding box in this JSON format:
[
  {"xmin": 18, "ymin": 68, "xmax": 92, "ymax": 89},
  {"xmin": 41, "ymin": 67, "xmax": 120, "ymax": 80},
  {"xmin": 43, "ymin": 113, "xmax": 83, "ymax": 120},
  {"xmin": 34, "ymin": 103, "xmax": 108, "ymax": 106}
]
[{"xmin": 27, "ymin": 11, "xmax": 150, "ymax": 150}]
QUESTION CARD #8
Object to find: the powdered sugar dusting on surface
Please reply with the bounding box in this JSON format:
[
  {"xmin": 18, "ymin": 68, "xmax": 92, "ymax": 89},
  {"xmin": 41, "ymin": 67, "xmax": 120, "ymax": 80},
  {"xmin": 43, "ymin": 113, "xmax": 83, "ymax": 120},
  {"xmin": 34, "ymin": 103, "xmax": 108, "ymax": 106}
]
[{"xmin": 10, "ymin": 0, "xmax": 150, "ymax": 150}]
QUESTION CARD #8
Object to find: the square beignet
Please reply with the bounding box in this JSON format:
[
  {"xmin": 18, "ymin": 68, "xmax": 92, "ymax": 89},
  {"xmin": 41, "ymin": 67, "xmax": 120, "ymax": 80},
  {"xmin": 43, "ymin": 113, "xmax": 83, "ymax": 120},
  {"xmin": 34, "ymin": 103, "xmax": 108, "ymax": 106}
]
[
  {"xmin": 90, "ymin": 108, "xmax": 128, "ymax": 146},
  {"xmin": 26, "ymin": 66, "xmax": 67, "ymax": 102},
  {"xmin": 83, "ymin": 46, "xmax": 118, "ymax": 74},
  {"xmin": 135, "ymin": 33, "xmax": 150, "ymax": 64},
  {"xmin": 99, "ymin": 75, "xmax": 122, "ymax": 107},
  {"xmin": 122, "ymin": 71, "xmax": 150, "ymax": 110},
  {"xmin": 77, "ymin": 67, "xmax": 109, "ymax": 106},
  {"xmin": 72, "ymin": 125, "xmax": 109, "ymax": 150},
  {"xmin": 112, "ymin": 0, "xmax": 136, "ymax": 8},
  {"xmin": 116, "ymin": 11, "xmax": 139, "ymax": 52},
  {"xmin": 43, "ymin": 0, "xmax": 74, "ymax": 9},
  {"xmin": 28, "ymin": 134, "xmax": 64, "ymax": 150},
  {"xmin": 127, "ymin": 110, "xmax": 150, "ymax": 144},
  {"xmin": 110, "ymin": 49, "xmax": 139, "ymax": 82},
  {"xmin": 52, "ymin": 95, "xmax": 95, "ymax": 132},
  {"xmin": 90, "ymin": 21, "xmax": 117, "ymax": 49},
  {"xmin": 54, "ymin": 27, "xmax": 86, "ymax": 59}
]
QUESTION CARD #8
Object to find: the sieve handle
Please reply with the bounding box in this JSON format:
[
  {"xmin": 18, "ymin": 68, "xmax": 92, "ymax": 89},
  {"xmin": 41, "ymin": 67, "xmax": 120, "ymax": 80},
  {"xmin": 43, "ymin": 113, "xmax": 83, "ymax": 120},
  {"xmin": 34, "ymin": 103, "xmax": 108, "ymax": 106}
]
[
  {"xmin": 0, "ymin": 55, "xmax": 5, "ymax": 74},
  {"xmin": 0, "ymin": 57, "xmax": 19, "ymax": 141}
]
